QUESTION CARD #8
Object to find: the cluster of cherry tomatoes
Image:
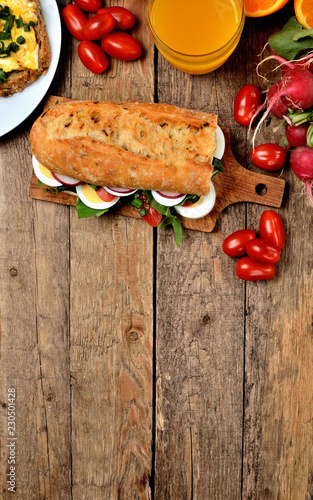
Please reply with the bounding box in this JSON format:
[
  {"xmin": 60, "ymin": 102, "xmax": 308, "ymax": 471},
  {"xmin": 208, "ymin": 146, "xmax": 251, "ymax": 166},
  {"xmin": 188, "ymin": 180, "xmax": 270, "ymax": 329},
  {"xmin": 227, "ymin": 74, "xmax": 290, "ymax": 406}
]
[
  {"xmin": 61, "ymin": 1, "xmax": 142, "ymax": 74},
  {"xmin": 222, "ymin": 210, "xmax": 285, "ymax": 281},
  {"xmin": 234, "ymin": 84, "xmax": 287, "ymax": 172}
]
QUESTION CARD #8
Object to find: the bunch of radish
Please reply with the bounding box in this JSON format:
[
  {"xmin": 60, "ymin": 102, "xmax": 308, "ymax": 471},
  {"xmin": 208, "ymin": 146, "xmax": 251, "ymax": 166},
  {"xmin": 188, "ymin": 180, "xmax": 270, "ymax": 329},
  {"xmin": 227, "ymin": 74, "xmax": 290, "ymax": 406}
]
[{"xmin": 234, "ymin": 50, "xmax": 313, "ymax": 205}]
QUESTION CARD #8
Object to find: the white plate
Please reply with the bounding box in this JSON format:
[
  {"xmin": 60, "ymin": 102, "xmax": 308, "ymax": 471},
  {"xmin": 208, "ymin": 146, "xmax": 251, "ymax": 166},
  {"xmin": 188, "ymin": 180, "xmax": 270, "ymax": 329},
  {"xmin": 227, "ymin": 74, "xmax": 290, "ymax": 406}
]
[{"xmin": 0, "ymin": 0, "xmax": 61, "ymax": 138}]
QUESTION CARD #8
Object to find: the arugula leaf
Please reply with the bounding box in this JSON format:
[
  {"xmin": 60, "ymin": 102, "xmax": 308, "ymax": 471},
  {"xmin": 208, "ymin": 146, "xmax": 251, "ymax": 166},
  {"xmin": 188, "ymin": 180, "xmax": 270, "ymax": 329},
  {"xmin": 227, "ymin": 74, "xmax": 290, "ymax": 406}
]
[
  {"xmin": 159, "ymin": 214, "xmax": 183, "ymax": 247},
  {"xmin": 37, "ymin": 179, "xmax": 45, "ymax": 188},
  {"xmin": 76, "ymin": 198, "xmax": 108, "ymax": 219},
  {"xmin": 268, "ymin": 16, "xmax": 313, "ymax": 60}
]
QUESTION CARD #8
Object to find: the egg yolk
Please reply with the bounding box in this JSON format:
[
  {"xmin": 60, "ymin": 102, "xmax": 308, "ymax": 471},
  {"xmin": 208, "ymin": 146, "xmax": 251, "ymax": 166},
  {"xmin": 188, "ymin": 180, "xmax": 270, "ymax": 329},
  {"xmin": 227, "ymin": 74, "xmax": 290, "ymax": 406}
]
[
  {"xmin": 81, "ymin": 184, "xmax": 106, "ymax": 204},
  {"xmin": 38, "ymin": 163, "xmax": 55, "ymax": 180},
  {"xmin": 0, "ymin": 0, "xmax": 38, "ymax": 73}
]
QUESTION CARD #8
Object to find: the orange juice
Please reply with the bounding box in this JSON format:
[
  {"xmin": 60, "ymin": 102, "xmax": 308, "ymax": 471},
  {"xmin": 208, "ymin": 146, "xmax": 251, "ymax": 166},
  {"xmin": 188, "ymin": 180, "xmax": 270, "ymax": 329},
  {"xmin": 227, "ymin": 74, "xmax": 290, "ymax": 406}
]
[{"xmin": 147, "ymin": 0, "xmax": 245, "ymax": 74}]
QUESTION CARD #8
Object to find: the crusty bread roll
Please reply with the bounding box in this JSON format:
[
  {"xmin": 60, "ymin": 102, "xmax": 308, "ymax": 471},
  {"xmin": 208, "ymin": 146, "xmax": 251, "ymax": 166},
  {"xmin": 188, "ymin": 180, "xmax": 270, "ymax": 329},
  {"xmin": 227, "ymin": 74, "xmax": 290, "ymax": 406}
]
[{"xmin": 30, "ymin": 100, "xmax": 217, "ymax": 195}]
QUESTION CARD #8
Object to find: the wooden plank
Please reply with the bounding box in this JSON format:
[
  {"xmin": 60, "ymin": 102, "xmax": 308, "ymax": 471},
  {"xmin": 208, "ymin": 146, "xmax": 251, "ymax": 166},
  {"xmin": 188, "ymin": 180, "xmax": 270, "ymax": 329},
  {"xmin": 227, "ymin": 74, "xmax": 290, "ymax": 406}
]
[
  {"xmin": 242, "ymin": 9, "xmax": 313, "ymax": 499},
  {"xmin": 154, "ymin": 27, "xmax": 249, "ymax": 499},
  {"xmin": 67, "ymin": 1, "xmax": 155, "ymax": 498},
  {"xmin": 0, "ymin": 108, "xmax": 71, "ymax": 497}
]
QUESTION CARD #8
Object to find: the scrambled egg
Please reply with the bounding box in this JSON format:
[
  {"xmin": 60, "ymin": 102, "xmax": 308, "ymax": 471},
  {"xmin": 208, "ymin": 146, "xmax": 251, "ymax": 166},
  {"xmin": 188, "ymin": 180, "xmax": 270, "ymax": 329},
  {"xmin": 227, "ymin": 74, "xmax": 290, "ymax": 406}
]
[{"xmin": 0, "ymin": 0, "xmax": 38, "ymax": 73}]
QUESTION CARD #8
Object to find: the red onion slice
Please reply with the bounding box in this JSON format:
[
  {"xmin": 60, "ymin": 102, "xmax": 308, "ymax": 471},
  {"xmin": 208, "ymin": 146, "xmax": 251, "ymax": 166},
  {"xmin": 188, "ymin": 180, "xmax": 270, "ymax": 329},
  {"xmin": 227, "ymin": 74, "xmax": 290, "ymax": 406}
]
[
  {"xmin": 52, "ymin": 172, "xmax": 82, "ymax": 186},
  {"xmin": 156, "ymin": 190, "xmax": 184, "ymax": 199}
]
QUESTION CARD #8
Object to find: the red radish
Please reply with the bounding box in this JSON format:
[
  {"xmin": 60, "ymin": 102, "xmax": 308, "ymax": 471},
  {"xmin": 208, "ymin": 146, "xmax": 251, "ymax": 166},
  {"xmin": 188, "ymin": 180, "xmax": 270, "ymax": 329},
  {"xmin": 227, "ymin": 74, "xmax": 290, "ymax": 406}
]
[
  {"xmin": 286, "ymin": 123, "xmax": 309, "ymax": 147},
  {"xmin": 105, "ymin": 186, "xmax": 137, "ymax": 197},
  {"xmin": 251, "ymin": 68, "xmax": 313, "ymax": 143},
  {"xmin": 290, "ymin": 146, "xmax": 313, "ymax": 204},
  {"xmin": 52, "ymin": 172, "xmax": 82, "ymax": 186}
]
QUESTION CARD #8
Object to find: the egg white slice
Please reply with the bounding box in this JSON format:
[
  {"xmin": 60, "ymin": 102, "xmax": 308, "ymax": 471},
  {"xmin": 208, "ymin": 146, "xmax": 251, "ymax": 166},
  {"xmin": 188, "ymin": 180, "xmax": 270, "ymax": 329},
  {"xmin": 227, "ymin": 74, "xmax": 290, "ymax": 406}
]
[
  {"xmin": 32, "ymin": 155, "xmax": 62, "ymax": 187},
  {"xmin": 151, "ymin": 190, "xmax": 186, "ymax": 207},
  {"xmin": 174, "ymin": 182, "xmax": 216, "ymax": 219},
  {"xmin": 76, "ymin": 184, "xmax": 120, "ymax": 210},
  {"xmin": 215, "ymin": 126, "xmax": 225, "ymax": 160}
]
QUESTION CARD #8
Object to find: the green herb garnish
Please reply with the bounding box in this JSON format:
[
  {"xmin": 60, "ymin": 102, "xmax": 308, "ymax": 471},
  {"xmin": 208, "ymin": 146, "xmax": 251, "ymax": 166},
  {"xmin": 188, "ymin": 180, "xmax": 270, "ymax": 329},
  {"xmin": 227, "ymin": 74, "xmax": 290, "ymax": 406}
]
[
  {"xmin": 15, "ymin": 17, "xmax": 23, "ymax": 28},
  {"xmin": 0, "ymin": 68, "xmax": 8, "ymax": 83},
  {"xmin": 16, "ymin": 35, "xmax": 25, "ymax": 44}
]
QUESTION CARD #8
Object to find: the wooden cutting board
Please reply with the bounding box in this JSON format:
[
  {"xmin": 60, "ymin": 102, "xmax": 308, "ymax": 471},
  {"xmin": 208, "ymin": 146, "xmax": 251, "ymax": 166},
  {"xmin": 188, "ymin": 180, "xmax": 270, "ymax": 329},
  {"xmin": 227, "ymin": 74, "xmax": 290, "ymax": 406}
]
[{"xmin": 29, "ymin": 96, "xmax": 286, "ymax": 233}]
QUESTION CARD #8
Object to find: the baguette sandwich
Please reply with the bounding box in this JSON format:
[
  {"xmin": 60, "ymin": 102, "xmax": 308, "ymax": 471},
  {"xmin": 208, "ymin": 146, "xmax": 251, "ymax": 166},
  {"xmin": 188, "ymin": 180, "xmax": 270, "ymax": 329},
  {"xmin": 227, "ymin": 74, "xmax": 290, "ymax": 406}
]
[
  {"xmin": 30, "ymin": 100, "xmax": 218, "ymax": 195},
  {"xmin": 30, "ymin": 100, "xmax": 224, "ymax": 245},
  {"xmin": 0, "ymin": 0, "xmax": 51, "ymax": 97}
]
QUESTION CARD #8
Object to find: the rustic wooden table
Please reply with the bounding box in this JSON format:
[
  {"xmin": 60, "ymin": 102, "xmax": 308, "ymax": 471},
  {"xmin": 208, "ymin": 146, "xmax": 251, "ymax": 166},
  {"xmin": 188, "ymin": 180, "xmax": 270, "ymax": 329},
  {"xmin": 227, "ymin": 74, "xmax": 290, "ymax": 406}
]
[{"xmin": 1, "ymin": 1, "xmax": 313, "ymax": 499}]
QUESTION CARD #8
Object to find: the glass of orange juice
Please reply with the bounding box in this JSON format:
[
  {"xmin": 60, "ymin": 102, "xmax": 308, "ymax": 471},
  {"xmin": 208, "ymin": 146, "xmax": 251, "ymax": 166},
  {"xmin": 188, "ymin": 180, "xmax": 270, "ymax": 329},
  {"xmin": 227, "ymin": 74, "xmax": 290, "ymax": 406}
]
[{"xmin": 147, "ymin": 0, "xmax": 245, "ymax": 75}]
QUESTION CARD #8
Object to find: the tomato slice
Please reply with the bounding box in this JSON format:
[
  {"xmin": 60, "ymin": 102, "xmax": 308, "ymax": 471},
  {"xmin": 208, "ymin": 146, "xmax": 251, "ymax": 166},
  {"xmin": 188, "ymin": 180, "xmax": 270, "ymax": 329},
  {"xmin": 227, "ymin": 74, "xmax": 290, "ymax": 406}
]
[
  {"xmin": 222, "ymin": 229, "xmax": 256, "ymax": 257},
  {"xmin": 259, "ymin": 211, "xmax": 285, "ymax": 249},
  {"xmin": 97, "ymin": 187, "xmax": 118, "ymax": 202},
  {"xmin": 236, "ymin": 257, "xmax": 275, "ymax": 281},
  {"xmin": 141, "ymin": 204, "xmax": 162, "ymax": 227},
  {"xmin": 82, "ymin": 13, "xmax": 116, "ymax": 41},
  {"xmin": 246, "ymin": 238, "xmax": 281, "ymax": 264}
]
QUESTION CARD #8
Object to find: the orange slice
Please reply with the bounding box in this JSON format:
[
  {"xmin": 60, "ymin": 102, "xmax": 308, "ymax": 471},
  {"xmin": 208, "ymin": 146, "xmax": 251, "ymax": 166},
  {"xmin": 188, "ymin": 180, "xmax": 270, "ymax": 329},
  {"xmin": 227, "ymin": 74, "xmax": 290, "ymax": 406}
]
[
  {"xmin": 294, "ymin": 0, "xmax": 313, "ymax": 28},
  {"xmin": 244, "ymin": 0, "xmax": 290, "ymax": 17}
]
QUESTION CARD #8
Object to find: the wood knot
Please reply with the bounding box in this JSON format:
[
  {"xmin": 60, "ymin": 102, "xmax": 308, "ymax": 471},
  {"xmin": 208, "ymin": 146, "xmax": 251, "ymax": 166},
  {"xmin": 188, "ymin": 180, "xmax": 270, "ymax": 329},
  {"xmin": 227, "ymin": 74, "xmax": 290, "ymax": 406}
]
[
  {"xmin": 127, "ymin": 330, "xmax": 139, "ymax": 342},
  {"xmin": 9, "ymin": 267, "xmax": 18, "ymax": 277},
  {"xmin": 202, "ymin": 314, "xmax": 211, "ymax": 325},
  {"xmin": 2, "ymin": 402, "xmax": 7, "ymax": 408}
]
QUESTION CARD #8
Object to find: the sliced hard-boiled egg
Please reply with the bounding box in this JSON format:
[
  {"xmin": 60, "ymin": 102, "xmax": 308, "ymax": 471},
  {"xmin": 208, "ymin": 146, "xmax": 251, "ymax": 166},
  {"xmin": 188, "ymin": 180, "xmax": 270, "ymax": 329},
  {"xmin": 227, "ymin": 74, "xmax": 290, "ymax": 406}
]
[
  {"xmin": 32, "ymin": 155, "xmax": 62, "ymax": 187},
  {"xmin": 215, "ymin": 126, "xmax": 225, "ymax": 160},
  {"xmin": 151, "ymin": 190, "xmax": 186, "ymax": 207},
  {"xmin": 104, "ymin": 186, "xmax": 138, "ymax": 197},
  {"xmin": 174, "ymin": 182, "xmax": 216, "ymax": 219},
  {"xmin": 76, "ymin": 184, "xmax": 120, "ymax": 210}
]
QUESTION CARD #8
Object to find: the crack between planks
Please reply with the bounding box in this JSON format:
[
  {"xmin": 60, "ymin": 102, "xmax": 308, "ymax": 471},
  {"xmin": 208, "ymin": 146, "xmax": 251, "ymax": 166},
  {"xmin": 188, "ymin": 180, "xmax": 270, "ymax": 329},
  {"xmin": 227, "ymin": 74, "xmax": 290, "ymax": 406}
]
[
  {"xmin": 149, "ymin": 46, "xmax": 158, "ymax": 500},
  {"xmin": 240, "ymin": 202, "xmax": 248, "ymax": 499},
  {"xmin": 68, "ymin": 207, "xmax": 73, "ymax": 500},
  {"xmin": 32, "ymin": 212, "xmax": 51, "ymax": 499}
]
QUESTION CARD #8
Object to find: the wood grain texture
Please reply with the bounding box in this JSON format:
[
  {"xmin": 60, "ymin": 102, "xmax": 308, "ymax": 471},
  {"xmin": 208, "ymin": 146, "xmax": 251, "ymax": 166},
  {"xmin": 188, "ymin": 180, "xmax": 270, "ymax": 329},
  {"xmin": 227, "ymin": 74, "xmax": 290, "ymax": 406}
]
[
  {"xmin": 67, "ymin": 1, "xmax": 155, "ymax": 498},
  {"xmin": 0, "ymin": 120, "xmax": 71, "ymax": 499},
  {"xmin": 241, "ymin": 8, "xmax": 313, "ymax": 500},
  {"xmin": 154, "ymin": 33, "xmax": 249, "ymax": 499}
]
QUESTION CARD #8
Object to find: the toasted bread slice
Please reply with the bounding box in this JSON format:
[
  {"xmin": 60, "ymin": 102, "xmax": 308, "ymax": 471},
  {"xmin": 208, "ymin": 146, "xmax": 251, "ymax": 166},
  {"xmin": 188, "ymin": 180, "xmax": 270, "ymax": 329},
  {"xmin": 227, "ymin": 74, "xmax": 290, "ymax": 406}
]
[{"xmin": 0, "ymin": 0, "xmax": 51, "ymax": 97}]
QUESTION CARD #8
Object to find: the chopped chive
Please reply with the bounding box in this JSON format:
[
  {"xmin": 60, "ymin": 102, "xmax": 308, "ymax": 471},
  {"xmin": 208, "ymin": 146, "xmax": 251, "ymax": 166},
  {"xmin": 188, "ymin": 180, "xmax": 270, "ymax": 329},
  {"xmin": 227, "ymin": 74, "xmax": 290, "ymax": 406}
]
[
  {"xmin": 23, "ymin": 23, "xmax": 30, "ymax": 32},
  {"xmin": 0, "ymin": 31, "xmax": 11, "ymax": 40},
  {"xmin": 0, "ymin": 68, "xmax": 8, "ymax": 83},
  {"xmin": 15, "ymin": 17, "xmax": 23, "ymax": 28},
  {"xmin": 16, "ymin": 35, "xmax": 25, "ymax": 44},
  {"xmin": 139, "ymin": 207, "xmax": 147, "ymax": 217},
  {"xmin": 8, "ymin": 41, "xmax": 18, "ymax": 52},
  {"xmin": 131, "ymin": 198, "xmax": 144, "ymax": 209},
  {"xmin": 29, "ymin": 20, "xmax": 36, "ymax": 27}
]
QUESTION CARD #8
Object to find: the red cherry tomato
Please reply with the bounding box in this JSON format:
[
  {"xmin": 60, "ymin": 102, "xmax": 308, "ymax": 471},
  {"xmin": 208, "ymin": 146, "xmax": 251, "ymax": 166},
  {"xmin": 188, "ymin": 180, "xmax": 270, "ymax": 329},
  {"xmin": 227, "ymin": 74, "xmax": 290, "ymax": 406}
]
[
  {"xmin": 97, "ymin": 7, "xmax": 135, "ymax": 31},
  {"xmin": 61, "ymin": 4, "xmax": 87, "ymax": 41},
  {"xmin": 78, "ymin": 40, "xmax": 109, "ymax": 74},
  {"xmin": 246, "ymin": 238, "xmax": 281, "ymax": 264},
  {"xmin": 82, "ymin": 13, "xmax": 116, "ymax": 41},
  {"xmin": 249, "ymin": 144, "xmax": 286, "ymax": 171},
  {"xmin": 259, "ymin": 211, "xmax": 285, "ymax": 250},
  {"xmin": 97, "ymin": 187, "xmax": 118, "ymax": 202},
  {"xmin": 236, "ymin": 257, "xmax": 275, "ymax": 281},
  {"xmin": 141, "ymin": 204, "xmax": 162, "ymax": 227},
  {"xmin": 234, "ymin": 84, "xmax": 261, "ymax": 126},
  {"xmin": 101, "ymin": 32, "xmax": 142, "ymax": 61},
  {"xmin": 73, "ymin": 0, "xmax": 101, "ymax": 13},
  {"xmin": 222, "ymin": 229, "xmax": 256, "ymax": 257}
]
